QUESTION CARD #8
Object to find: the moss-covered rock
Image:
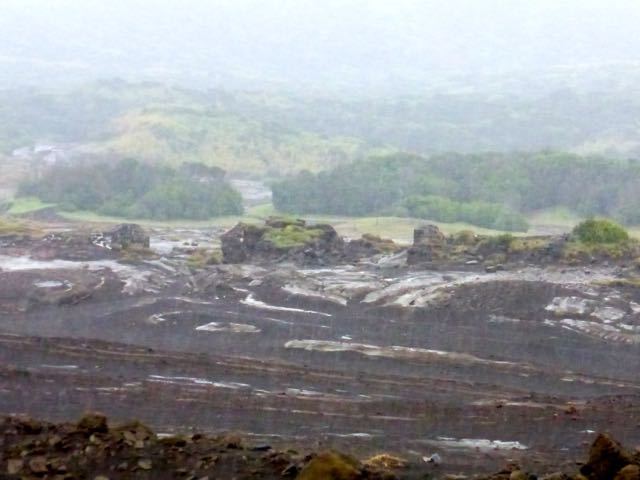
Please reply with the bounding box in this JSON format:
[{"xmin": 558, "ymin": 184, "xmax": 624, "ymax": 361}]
[
  {"xmin": 265, "ymin": 216, "xmax": 307, "ymax": 229},
  {"xmin": 263, "ymin": 225, "xmax": 325, "ymax": 249},
  {"xmin": 221, "ymin": 220, "xmax": 345, "ymax": 264},
  {"xmin": 77, "ymin": 412, "xmax": 109, "ymax": 434},
  {"xmin": 615, "ymin": 465, "xmax": 640, "ymax": 480},
  {"xmin": 296, "ymin": 451, "xmax": 362, "ymax": 480},
  {"xmin": 580, "ymin": 433, "xmax": 634, "ymax": 480}
]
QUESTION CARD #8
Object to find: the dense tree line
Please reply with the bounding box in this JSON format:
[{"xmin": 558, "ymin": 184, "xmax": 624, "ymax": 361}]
[
  {"xmin": 20, "ymin": 159, "xmax": 243, "ymax": 220},
  {"xmin": 272, "ymin": 152, "xmax": 640, "ymax": 231}
]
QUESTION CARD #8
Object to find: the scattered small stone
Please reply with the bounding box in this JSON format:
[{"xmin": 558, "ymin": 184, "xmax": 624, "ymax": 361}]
[
  {"xmin": 615, "ymin": 464, "xmax": 640, "ymax": 480},
  {"xmin": 364, "ymin": 453, "xmax": 407, "ymax": 470},
  {"xmin": 137, "ymin": 459, "xmax": 152, "ymax": 470},
  {"xmin": 28, "ymin": 455, "xmax": 48, "ymax": 473},
  {"xmin": 77, "ymin": 412, "xmax": 108, "ymax": 433},
  {"xmin": 6, "ymin": 458, "xmax": 23, "ymax": 474},
  {"xmin": 423, "ymin": 453, "xmax": 442, "ymax": 465}
]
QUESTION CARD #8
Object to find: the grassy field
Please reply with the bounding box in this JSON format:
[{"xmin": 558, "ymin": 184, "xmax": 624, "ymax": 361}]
[
  {"xmin": 9, "ymin": 197, "xmax": 637, "ymax": 243},
  {"xmin": 6, "ymin": 197, "xmax": 55, "ymax": 215},
  {"xmin": 48, "ymin": 203, "xmax": 504, "ymax": 243},
  {"xmin": 0, "ymin": 216, "xmax": 41, "ymax": 236}
]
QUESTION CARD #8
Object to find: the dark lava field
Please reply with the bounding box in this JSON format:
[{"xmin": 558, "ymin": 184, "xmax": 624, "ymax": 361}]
[{"xmin": 0, "ymin": 222, "xmax": 639, "ymax": 477}]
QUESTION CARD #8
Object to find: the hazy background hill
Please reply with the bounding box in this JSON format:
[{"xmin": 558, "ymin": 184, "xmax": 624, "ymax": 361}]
[{"xmin": 1, "ymin": 80, "xmax": 640, "ymax": 177}]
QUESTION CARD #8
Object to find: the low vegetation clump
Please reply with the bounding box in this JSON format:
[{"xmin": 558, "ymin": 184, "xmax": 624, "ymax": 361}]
[
  {"xmin": 187, "ymin": 248, "xmax": 223, "ymax": 268},
  {"xmin": 481, "ymin": 233, "xmax": 516, "ymax": 251},
  {"xmin": 559, "ymin": 219, "xmax": 637, "ymax": 261},
  {"xmin": 263, "ymin": 224, "xmax": 324, "ymax": 249},
  {"xmin": 572, "ymin": 218, "xmax": 630, "ymax": 244},
  {"xmin": 18, "ymin": 159, "xmax": 243, "ymax": 220},
  {"xmin": 453, "ymin": 230, "xmax": 478, "ymax": 245},
  {"xmin": 0, "ymin": 216, "xmax": 38, "ymax": 236}
]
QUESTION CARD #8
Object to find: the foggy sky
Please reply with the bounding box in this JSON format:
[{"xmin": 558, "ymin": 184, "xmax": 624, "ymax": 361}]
[{"xmin": 2, "ymin": 0, "xmax": 640, "ymax": 92}]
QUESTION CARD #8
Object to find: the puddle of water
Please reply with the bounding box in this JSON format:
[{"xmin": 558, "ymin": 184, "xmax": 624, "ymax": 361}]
[
  {"xmin": 284, "ymin": 340, "xmax": 521, "ymax": 368},
  {"xmin": 241, "ymin": 294, "xmax": 332, "ymax": 317},
  {"xmin": 283, "ymin": 284, "xmax": 348, "ymax": 306},
  {"xmin": 34, "ymin": 280, "xmax": 68, "ymax": 288},
  {"xmin": 196, "ymin": 322, "xmax": 261, "ymax": 333},
  {"xmin": 147, "ymin": 375, "xmax": 251, "ymax": 389},
  {"xmin": 147, "ymin": 311, "xmax": 184, "ymax": 324},
  {"xmin": 40, "ymin": 364, "xmax": 79, "ymax": 370},
  {"xmin": 560, "ymin": 319, "xmax": 640, "ymax": 344},
  {"xmin": 428, "ymin": 437, "xmax": 528, "ymax": 451}
]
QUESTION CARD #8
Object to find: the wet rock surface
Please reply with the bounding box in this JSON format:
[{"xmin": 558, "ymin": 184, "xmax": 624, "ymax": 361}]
[{"xmin": 1, "ymin": 220, "xmax": 640, "ymax": 477}]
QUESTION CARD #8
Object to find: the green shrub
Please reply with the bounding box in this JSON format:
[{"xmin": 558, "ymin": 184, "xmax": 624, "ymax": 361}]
[
  {"xmin": 573, "ymin": 218, "xmax": 629, "ymax": 244},
  {"xmin": 453, "ymin": 230, "xmax": 478, "ymax": 245},
  {"xmin": 19, "ymin": 159, "xmax": 243, "ymax": 220},
  {"xmin": 187, "ymin": 248, "xmax": 223, "ymax": 268},
  {"xmin": 484, "ymin": 233, "xmax": 516, "ymax": 250}
]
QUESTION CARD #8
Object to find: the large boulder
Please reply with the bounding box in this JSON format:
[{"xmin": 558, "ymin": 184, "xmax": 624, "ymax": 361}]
[
  {"xmin": 580, "ymin": 433, "xmax": 635, "ymax": 480},
  {"xmin": 103, "ymin": 224, "xmax": 149, "ymax": 250},
  {"xmin": 346, "ymin": 234, "xmax": 398, "ymax": 259},
  {"xmin": 296, "ymin": 451, "xmax": 362, "ymax": 480},
  {"xmin": 413, "ymin": 225, "xmax": 445, "ymax": 246},
  {"xmin": 221, "ymin": 219, "xmax": 344, "ymax": 264},
  {"xmin": 220, "ymin": 223, "xmax": 268, "ymax": 263},
  {"xmin": 407, "ymin": 225, "xmax": 448, "ymax": 266}
]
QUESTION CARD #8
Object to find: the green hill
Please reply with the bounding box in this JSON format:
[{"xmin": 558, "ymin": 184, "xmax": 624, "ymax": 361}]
[
  {"xmin": 0, "ymin": 81, "xmax": 380, "ymax": 176},
  {"xmin": 3, "ymin": 80, "xmax": 640, "ymax": 178}
]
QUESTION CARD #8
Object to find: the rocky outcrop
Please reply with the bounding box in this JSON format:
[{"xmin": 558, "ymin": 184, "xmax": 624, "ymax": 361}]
[
  {"xmin": 413, "ymin": 225, "xmax": 446, "ymax": 245},
  {"xmin": 345, "ymin": 233, "xmax": 399, "ymax": 258},
  {"xmin": 220, "ymin": 222, "xmax": 265, "ymax": 263},
  {"xmin": 405, "ymin": 223, "xmax": 640, "ymax": 269},
  {"xmin": 102, "ymin": 223, "xmax": 150, "ymax": 250},
  {"xmin": 221, "ymin": 217, "xmax": 395, "ymax": 265},
  {"xmin": 580, "ymin": 434, "xmax": 637, "ymax": 480},
  {"xmin": 407, "ymin": 224, "xmax": 448, "ymax": 265}
]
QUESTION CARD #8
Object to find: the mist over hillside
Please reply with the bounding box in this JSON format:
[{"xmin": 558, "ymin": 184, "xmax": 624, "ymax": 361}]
[
  {"xmin": 2, "ymin": 80, "xmax": 640, "ymax": 172},
  {"xmin": 2, "ymin": 0, "xmax": 640, "ymax": 95}
]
